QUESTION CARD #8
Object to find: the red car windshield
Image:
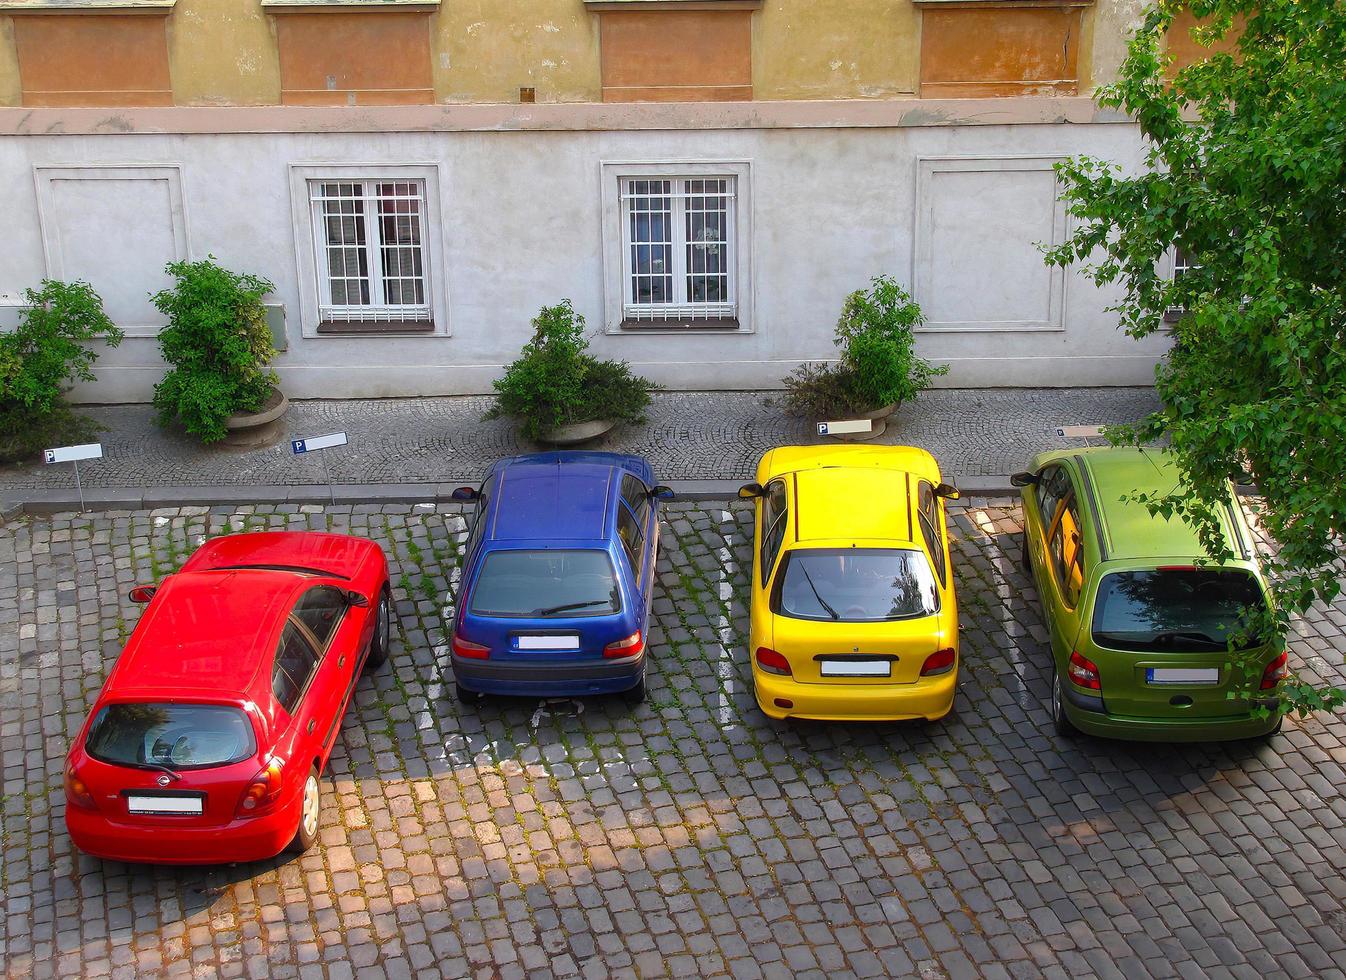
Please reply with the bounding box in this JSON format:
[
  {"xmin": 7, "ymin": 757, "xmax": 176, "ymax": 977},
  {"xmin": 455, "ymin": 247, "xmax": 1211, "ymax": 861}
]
[{"xmin": 85, "ymin": 703, "xmax": 256, "ymax": 770}]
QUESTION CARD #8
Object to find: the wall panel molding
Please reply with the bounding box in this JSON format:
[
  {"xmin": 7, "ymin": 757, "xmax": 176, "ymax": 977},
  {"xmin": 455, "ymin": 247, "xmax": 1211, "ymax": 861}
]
[
  {"xmin": 912, "ymin": 156, "xmax": 1068, "ymax": 333},
  {"xmin": 33, "ymin": 163, "xmax": 188, "ymax": 335}
]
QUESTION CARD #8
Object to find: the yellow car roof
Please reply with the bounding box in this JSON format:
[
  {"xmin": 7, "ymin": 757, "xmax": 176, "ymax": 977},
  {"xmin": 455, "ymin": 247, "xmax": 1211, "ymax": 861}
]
[
  {"xmin": 761, "ymin": 444, "xmax": 942, "ymax": 483},
  {"xmin": 793, "ymin": 467, "xmax": 919, "ymax": 543}
]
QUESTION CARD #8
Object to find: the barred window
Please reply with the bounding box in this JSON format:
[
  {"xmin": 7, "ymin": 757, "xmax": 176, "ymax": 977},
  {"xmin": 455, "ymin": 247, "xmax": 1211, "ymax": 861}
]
[
  {"xmin": 1166, "ymin": 246, "xmax": 1197, "ymax": 319},
  {"xmin": 309, "ymin": 180, "xmax": 431, "ymax": 328},
  {"xmin": 620, "ymin": 176, "xmax": 736, "ymax": 324}
]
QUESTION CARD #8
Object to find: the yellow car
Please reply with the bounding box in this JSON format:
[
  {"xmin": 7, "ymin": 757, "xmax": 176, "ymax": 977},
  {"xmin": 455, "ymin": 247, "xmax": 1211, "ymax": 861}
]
[{"xmin": 739, "ymin": 445, "xmax": 960, "ymax": 722}]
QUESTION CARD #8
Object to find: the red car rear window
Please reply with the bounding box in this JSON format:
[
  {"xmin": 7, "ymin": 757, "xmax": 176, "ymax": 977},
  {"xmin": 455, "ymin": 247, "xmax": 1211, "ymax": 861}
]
[{"xmin": 85, "ymin": 703, "xmax": 256, "ymax": 770}]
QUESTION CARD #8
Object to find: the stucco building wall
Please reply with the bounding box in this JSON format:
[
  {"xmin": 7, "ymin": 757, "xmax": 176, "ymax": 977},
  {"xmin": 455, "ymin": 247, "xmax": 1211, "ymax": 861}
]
[{"xmin": 0, "ymin": 101, "xmax": 1168, "ymax": 403}]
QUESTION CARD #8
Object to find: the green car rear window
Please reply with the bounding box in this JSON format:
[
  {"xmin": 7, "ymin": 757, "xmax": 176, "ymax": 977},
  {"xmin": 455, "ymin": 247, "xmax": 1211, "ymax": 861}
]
[{"xmin": 1091, "ymin": 569, "xmax": 1268, "ymax": 653}]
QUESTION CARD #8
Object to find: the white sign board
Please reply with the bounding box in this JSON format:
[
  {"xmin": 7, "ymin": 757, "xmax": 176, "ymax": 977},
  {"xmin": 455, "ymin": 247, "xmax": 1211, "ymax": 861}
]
[
  {"xmin": 1056, "ymin": 425, "xmax": 1105, "ymax": 439},
  {"xmin": 43, "ymin": 443, "xmax": 103, "ymax": 464},
  {"xmin": 818, "ymin": 419, "xmax": 873, "ymax": 436},
  {"xmin": 292, "ymin": 432, "xmax": 348, "ymax": 455}
]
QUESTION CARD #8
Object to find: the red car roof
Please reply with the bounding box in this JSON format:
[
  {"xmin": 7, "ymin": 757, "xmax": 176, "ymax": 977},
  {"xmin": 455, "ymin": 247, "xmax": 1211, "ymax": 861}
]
[
  {"xmin": 107, "ymin": 569, "xmax": 306, "ymax": 701},
  {"xmin": 181, "ymin": 531, "xmax": 377, "ymax": 580}
]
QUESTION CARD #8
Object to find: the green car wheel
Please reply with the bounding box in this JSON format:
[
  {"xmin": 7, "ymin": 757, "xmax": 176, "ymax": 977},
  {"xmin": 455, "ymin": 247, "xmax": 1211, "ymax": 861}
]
[{"xmin": 1050, "ymin": 671, "xmax": 1077, "ymax": 738}]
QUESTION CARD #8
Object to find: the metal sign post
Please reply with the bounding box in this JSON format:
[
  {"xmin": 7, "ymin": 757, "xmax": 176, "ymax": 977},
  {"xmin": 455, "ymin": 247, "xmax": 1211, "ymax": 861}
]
[
  {"xmin": 818, "ymin": 419, "xmax": 873, "ymax": 437},
  {"xmin": 292, "ymin": 432, "xmax": 349, "ymax": 505},
  {"xmin": 42, "ymin": 443, "xmax": 103, "ymax": 512}
]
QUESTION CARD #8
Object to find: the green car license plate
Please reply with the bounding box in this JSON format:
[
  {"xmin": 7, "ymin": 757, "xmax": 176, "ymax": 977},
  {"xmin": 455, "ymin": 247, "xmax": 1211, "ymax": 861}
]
[{"xmin": 1146, "ymin": 667, "xmax": 1219, "ymax": 685}]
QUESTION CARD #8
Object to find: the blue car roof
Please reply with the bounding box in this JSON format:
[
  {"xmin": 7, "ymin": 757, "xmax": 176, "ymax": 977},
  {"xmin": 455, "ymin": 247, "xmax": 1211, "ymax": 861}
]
[{"xmin": 486, "ymin": 453, "xmax": 651, "ymax": 543}]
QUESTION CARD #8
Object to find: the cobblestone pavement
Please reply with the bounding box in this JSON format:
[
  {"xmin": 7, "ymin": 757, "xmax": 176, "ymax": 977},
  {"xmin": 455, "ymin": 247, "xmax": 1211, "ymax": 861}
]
[
  {"xmin": 0, "ymin": 388, "xmax": 1161, "ymax": 491},
  {"xmin": 3, "ymin": 499, "xmax": 1345, "ymax": 980}
]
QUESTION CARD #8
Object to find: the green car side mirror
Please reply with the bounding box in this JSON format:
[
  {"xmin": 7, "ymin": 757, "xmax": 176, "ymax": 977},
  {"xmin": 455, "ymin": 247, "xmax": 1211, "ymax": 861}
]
[{"xmin": 1010, "ymin": 472, "xmax": 1038, "ymax": 488}]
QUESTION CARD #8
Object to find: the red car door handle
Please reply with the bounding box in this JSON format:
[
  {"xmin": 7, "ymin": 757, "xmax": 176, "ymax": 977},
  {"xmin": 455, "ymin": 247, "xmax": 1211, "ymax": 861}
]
[{"xmin": 307, "ymin": 719, "xmax": 315, "ymax": 735}]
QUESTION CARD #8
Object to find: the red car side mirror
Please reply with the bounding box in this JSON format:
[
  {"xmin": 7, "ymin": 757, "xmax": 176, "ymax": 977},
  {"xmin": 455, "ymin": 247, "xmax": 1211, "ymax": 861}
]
[{"xmin": 128, "ymin": 585, "xmax": 157, "ymax": 603}]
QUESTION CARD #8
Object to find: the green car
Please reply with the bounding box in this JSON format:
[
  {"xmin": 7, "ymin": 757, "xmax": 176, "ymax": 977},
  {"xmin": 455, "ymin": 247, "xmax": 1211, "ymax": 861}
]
[{"xmin": 1012, "ymin": 447, "xmax": 1285, "ymax": 742}]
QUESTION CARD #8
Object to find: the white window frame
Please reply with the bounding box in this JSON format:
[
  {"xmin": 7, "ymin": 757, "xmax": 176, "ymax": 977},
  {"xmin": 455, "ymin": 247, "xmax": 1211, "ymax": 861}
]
[
  {"xmin": 600, "ymin": 160, "xmax": 753, "ymax": 334},
  {"xmin": 308, "ymin": 179, "xmax": 430, "ymax": 323},
  {"xmin": 288, "ymin": 164, "xmax": 449, "ymax": 338},
  {"xmin": 1164, "ymin": 245, "xmax": 1196, "ymax": 321}
]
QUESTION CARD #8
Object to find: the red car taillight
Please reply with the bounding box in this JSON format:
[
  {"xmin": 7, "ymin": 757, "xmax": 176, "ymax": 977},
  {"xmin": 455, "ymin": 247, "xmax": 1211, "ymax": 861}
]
[
  {"xmin": 921, "ymin": 648, "xmax": 957, "ymax": 676},
  {"xmin": 1068, "ymin": 651, "xmax": 1102, "ymax": 691},
  {"xmin": 451, "ymin": 635, "xmax": 490, "ymax": 660},
  {"xmin": 236, "ymin": 758, "xmax": 285, "ymax": 818},
  {"xmin": 1261, "ymin": 651, "xmax": 1289, "ymax": 690},
  {"xmin": 604, "ymin": 630, "xmax": 644, "ymax": 659},
  {"xmin": 755, "ymin": 647, "xmax": 791, "ymax": 676},
  {"xmin": 64, "ymin": 764, "xmax": 96, "ymax": 811}
]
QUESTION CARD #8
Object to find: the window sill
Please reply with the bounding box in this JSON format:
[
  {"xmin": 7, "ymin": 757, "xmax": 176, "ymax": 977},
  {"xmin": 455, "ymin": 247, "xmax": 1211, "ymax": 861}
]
[
  {"xmin": 0, "ymin": 0, "xmax": 176, "ymax": 11},
  {"xmin": 585, "ymin": 1, "xmax": 761, "ymax": 9},
  {"xmin": 912, "ymin": 0, "xmax": 1091, "ymax": 6},
  {"xmin": 316, "ymin": 319, "xmax": 436, "ymax": 335},
  {"xmin": 619, "ymin": 317, "xmax": 741, "ymax": 332},
  {"xmin": 261, "ymin": 0, "xmax": 439, "ymax": 11}
]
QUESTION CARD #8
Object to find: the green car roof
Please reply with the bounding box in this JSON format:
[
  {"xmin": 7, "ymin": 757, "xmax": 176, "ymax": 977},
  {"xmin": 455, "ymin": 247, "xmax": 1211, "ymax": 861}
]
[{"xmin": 1077, "ymin": 448, "xmax": 1242, "ymax": 563}]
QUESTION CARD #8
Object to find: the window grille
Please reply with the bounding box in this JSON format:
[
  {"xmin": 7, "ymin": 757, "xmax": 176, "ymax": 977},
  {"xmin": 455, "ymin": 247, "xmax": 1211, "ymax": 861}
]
[
  {"xmin": 309, "ymin": 180, "xmax": 430, "ymax": 323},
  {"xmin": 1167, "ymin": 246, "xmax": 1195, "ymax": 317},
  {"xmin": 619, "ymin": 176, "xmax": 736, "ymax": 322}
]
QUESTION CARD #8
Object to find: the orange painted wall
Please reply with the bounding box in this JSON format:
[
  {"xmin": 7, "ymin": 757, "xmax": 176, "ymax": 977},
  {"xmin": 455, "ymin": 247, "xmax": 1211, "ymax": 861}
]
[
  {"xmin": 1166, "ymin": 8, "xmax": 1240, "ymax": 74},
  {"xmin": 12, "ymin": 13, "xmax": 171, "ymax": 107},
  {"xmin": 275, "ymin": 11, "xmax": 434, "ymax": 106},
  {"xmin": 599, "ymin": 10, "xmax": 752, "ymax": 102},
  {"xmin": 919, "ymin": 6, "xmax": 1082, "ymax": 98}
]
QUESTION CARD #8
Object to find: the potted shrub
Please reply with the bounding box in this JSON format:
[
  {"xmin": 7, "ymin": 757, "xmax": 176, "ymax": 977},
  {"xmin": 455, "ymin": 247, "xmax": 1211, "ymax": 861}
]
[
  {"xmin": 0, "ymin": 280, "xmax": 123, "ymax": 464},
  {"xmin": 487, "ymin": 300, "xmax": 657, "ymax": 443},
  {"xmin": 151, "ymin": 257, "xmax": 285, "ymax": 447},
  {"xmin": 782, "ymin": 275, "xmax": 947, "ymax": 440}
]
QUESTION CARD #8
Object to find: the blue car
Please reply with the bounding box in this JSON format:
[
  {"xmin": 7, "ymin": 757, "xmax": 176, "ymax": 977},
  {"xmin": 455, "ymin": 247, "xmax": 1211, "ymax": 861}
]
[{"xmin": 448, "ymin": 452, "xmax": 673, "ymax": 703}]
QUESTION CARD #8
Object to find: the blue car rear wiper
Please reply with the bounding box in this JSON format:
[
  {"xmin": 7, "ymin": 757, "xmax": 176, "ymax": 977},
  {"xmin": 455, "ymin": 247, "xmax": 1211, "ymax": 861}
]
[{"xmin": 536, "ymin": 599, "xmax": 610, "ymax": 616}]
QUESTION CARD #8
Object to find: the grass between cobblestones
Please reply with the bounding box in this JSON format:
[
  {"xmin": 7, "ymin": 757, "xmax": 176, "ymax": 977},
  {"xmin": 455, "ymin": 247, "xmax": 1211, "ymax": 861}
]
[{"xmin": 1, "ymin": 499, "xmax": 1345, "ymax": 978}]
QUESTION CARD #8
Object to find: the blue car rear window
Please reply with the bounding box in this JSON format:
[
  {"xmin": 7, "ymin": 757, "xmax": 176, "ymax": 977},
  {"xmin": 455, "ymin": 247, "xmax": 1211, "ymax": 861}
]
[{"xmin": 469, "ymin": 550, "xmax": 621, "ymax": 618}]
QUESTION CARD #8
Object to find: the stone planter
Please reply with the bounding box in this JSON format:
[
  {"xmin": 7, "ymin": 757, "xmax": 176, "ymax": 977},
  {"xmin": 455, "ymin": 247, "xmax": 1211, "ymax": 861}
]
[
  {"xmin": 536, "ymin": 418, "xmax": 617, "ymax": 445},
  {"xmin": 222, "ymin": 385, "xmax": 289, "ymax": 449}
]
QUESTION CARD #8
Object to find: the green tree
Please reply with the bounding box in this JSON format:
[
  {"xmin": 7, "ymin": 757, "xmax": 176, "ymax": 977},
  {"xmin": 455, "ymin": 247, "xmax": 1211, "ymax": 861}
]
[
  {"xmin": 0, "ymin": 280, "xmax": 123, "ymax": 462},
  {"xmin": 1045, "ymin": 0, "xmax": 1346, "ymax": 713}
]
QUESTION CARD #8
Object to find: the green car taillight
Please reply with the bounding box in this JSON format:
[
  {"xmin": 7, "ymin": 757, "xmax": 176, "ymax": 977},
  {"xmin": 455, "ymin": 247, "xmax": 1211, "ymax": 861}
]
[
  {"xmin": 1260, "ymin": 651, "xmax": 1289, "ymax": 690},
  {"xmin": 1068, "ymin": 651, "xmax": 1101, "ymax": 691}
]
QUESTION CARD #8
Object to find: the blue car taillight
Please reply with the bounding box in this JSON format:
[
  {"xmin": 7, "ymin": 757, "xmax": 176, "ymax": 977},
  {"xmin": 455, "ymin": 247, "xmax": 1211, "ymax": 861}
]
[
  {"xmin": 452, "ymin": 635, "xmax": 490, "ymax": 659},
  {"xmin": 603, "ymin": 630, "xmax": 643, "ymax": 659}
]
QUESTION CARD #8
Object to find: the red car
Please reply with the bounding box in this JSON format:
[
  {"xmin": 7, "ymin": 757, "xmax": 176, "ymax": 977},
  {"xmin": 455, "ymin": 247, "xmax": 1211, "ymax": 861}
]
[{"xmin": 64, "ymin": 532, "xmax": 391, "ymax": 865}]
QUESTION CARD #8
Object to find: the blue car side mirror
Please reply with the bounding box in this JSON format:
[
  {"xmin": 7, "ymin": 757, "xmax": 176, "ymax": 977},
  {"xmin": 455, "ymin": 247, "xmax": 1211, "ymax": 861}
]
[
  {"xmin": 649, "ymin": 485, "xmax": 675, "ymax": 502},
  {"xmin": 450, "ymin": 486, "xmax": 480, "ymax": 502}
]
